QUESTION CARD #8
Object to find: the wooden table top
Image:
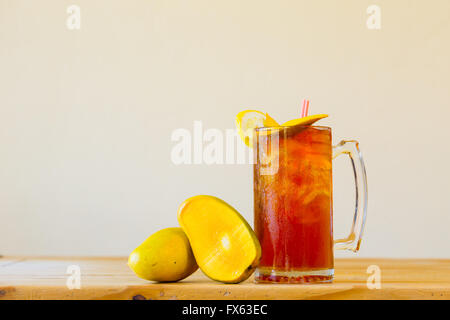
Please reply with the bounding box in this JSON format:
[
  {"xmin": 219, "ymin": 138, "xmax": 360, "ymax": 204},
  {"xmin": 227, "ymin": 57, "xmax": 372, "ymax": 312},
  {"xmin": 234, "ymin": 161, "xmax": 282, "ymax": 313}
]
[{"xmin": 0, "ymin": 257, "xmax": 449, "ymax": 300}]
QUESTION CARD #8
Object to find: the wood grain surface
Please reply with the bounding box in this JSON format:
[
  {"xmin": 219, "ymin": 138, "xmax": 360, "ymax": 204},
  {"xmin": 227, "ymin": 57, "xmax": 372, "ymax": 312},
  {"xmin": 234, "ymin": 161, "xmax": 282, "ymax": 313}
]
[{"xmin": 0, "ymin": 257, "xmax": 449, "ymax": 300}]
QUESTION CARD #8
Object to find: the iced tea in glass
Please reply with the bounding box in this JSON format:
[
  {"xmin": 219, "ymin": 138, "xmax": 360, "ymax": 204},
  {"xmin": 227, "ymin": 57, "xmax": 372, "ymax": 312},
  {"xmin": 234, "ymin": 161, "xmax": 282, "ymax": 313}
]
[{"xmin": 253, "ymin": 125, "xmax": 367, "ymax": 283}]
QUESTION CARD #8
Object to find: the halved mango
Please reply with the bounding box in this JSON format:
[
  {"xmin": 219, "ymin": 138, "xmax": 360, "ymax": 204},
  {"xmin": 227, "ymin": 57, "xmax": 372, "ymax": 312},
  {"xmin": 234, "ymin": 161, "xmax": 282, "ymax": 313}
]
[{"xmin": 177, "ymin": 195, "xmax": 261, "ymax": 283}]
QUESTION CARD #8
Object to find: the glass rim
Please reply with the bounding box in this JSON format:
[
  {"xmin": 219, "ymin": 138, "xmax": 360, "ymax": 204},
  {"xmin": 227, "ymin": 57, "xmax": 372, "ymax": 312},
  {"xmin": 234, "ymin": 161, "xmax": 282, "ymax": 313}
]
[{"xmin": 254, "ymin": 125, "xmax": 331, "ymax": 131}]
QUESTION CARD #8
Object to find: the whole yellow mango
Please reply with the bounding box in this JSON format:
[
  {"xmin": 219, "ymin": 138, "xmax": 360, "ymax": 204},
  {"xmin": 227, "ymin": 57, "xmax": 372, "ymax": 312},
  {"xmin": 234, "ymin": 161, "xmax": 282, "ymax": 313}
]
[{"xmin": 128, "ymin": 228, "xmax": 198, "ymax": 282}]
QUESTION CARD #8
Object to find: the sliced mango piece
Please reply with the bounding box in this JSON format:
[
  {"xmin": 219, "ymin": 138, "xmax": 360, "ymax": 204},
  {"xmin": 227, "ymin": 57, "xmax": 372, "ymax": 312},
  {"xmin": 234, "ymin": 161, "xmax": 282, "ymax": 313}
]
[
  {"xmin": 263, "ymin": 112, "xmax": 279, "ymax": 127},
  {"xmin": 235, "ymin": 110, "xmax": 279, "ymax": 147},
  {"xmin": 281, "ymin": 114, "xmax": 328, "ymax": 126},
  {"xmin": 177, "ymin": 195, "xmax": 261, "ymax": 283},
  {"xmin": 128, "ymin": 228, "xmax": 198, "ymax": 282}
]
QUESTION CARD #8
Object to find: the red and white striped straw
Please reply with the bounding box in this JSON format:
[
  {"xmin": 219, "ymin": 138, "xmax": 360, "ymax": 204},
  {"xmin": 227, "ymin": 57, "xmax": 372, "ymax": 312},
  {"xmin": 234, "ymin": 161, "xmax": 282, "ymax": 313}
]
[{"xmin": 301, "ymin": 99, "xmax": 310, "ymax": 117}]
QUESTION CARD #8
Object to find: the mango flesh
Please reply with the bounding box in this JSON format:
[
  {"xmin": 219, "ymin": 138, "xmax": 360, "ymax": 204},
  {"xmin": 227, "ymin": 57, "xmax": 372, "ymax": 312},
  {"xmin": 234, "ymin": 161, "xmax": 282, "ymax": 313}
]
[
  {"xmin": 128, "ymin": 227, "xmax": 198, "ymax": 282},
  {"xmin": 177, "ymin": 195, "xmax": 261, "ymax": 283}
]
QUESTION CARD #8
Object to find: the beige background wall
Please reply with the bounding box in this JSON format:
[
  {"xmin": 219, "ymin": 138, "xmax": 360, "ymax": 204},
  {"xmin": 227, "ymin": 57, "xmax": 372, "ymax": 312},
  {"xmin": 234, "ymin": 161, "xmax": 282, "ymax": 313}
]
[{"xmin": 1, "ymin": 0, "xmax": 449, "ymax": 257}]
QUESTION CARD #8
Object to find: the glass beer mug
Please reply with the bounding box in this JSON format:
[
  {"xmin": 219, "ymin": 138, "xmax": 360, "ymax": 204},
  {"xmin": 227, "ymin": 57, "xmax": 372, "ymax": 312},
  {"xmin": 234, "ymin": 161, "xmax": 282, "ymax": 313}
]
[{"xmin": 253, "ymin": 125, "xmax": 368, "ymax": 283}]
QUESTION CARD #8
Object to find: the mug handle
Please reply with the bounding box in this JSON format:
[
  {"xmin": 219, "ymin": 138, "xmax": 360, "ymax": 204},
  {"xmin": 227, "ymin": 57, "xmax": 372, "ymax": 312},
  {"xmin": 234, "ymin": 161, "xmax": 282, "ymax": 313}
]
[{"xmin": 332, "ymin": 140, "xmax": 368, "ymax": 252}]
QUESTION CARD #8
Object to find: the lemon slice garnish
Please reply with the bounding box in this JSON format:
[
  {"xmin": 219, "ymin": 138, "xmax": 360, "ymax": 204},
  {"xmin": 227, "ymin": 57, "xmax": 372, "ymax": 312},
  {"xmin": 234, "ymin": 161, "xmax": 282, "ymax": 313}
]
[
  {"xmin": 236, "ymin": 111, "xmax": 328, "ymax": 147},
  {"xmin": 235, "ymin": 110, "xmax": 279, "ymax": 147}
]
